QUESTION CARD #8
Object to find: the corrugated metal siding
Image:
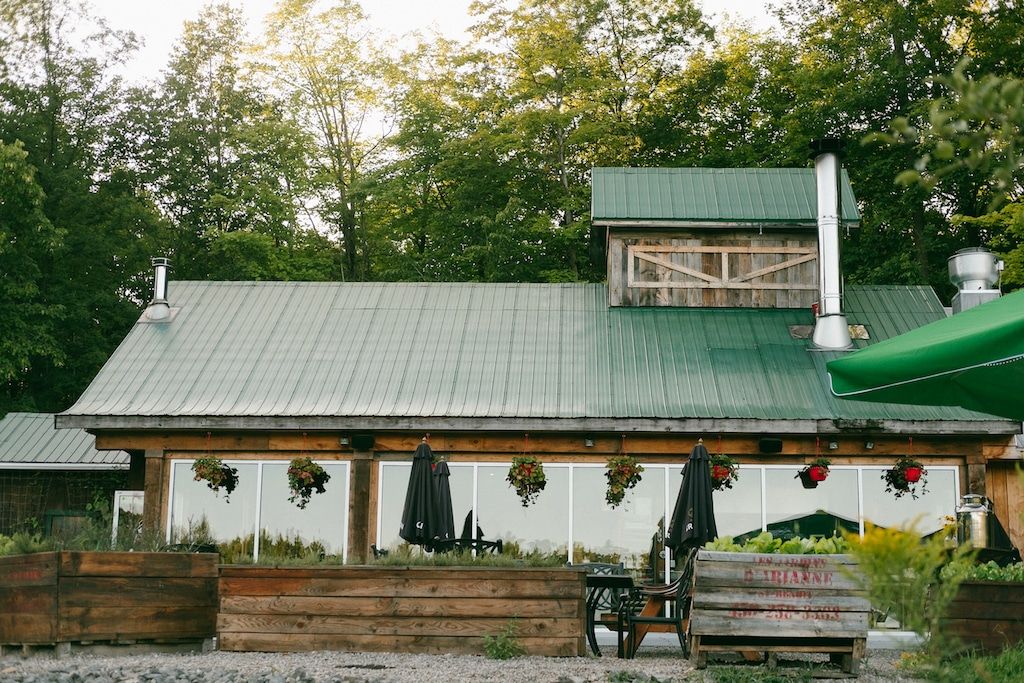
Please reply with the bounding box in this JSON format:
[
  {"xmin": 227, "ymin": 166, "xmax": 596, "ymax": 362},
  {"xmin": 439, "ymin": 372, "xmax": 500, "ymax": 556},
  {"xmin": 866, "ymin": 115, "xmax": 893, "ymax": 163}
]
[
  {"xmin": 591, "ymin": 167, "xmax": 860, "ymax": 223},
  {"xmin": 61, "ymin": 282, "xmax": 993, "ymax": 423},
  {"xmin": 0, "ymin": 413, "xmax": 128, "ymax": 466}
]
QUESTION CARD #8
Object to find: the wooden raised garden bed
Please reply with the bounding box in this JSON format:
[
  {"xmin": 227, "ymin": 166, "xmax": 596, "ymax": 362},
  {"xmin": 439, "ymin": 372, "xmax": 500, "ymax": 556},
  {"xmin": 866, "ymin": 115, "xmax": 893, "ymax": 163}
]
[
  {"xmin": 688, "ymin": 550, "xmax": 869, "ymax": 674},
  {"xmin": 218, "ymin": 565, "xmax": 586, "ymax": 656},
  {"xmin": 0, "ymin": 551, "xmax": 218, "ymax": 652},
  {"xmin": 943, "ymin": 581, "xmax": 1024, "ymax": 653}
]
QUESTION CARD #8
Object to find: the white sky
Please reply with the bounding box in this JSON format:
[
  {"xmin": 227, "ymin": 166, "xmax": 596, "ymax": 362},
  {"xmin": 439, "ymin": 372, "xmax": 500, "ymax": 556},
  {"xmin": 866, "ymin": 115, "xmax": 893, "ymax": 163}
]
[{"xmin": 93, "ymin": 0, "xmax": 777, "ymax": 84}]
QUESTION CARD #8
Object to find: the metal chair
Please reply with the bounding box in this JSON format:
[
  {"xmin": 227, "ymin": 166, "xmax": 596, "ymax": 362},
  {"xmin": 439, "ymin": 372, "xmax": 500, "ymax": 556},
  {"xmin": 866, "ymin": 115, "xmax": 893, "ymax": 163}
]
[{"xmin": 618, "ymin": 548, "xmax": 697, "ymax": 658}]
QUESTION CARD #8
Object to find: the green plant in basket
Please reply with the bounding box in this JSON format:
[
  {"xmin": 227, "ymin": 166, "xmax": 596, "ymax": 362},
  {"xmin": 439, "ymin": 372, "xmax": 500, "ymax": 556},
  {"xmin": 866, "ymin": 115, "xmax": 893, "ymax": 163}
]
[
  {"xmin": 710, "ymin": 453, "xmax": 739, "ymax": 491},
  {"xmin": 882, "ymin": 455, "xmax": 928, "ymax": 499},
  {"xmin": 191, "ymin": 457, "xmax": 239, "ymax": 501},
  {"xmin": 605, "ymin": 455, "xmax": 644, "ymax": 507},
  {"xmin": 287, "ymin": 457, "xmax": 330, "ymax": 509},
  {"xmin": 507, "ymin": 456, "xmax": 546, "ymax": 506}
]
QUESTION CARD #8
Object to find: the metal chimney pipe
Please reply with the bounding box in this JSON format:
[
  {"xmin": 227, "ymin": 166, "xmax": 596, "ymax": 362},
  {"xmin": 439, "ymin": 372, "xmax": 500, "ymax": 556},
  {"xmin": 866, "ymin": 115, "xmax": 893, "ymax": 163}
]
[
  {"xmin": 147, "ymin": 256, "xmax": 171, "ymax": 321},
  {"xmin": 810, "ymin": 139, "xmax": 851, "ymax": 350}
]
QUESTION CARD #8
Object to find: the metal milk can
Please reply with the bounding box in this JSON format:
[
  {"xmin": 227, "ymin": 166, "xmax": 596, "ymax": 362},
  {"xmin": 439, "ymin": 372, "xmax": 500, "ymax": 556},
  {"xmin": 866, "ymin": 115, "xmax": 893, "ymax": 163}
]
[{"xmin": 956, "ymin": 494, "xmax": 990, "ymax": 548}]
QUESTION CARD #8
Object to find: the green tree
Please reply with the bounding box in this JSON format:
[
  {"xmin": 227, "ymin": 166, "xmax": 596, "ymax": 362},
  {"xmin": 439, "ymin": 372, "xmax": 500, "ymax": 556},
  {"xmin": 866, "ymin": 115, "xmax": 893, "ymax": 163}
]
[
  {"xmin": 260, "ymin": 0, "xmax": 389, "ymax": 281},
  {"xmin": 136, "ymin": 3, "xmax": 315, "ymax": 280},
  {"xmin": 0, "ymin": 140, "xmax": 63, "ymax": 411}
]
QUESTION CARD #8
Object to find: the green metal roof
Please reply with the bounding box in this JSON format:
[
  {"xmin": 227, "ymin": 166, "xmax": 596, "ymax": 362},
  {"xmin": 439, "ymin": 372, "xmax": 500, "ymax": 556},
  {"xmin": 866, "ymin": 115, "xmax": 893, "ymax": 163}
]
[
  {"xmin": 591, "ymin": 167, "xmax": 860, "ymax": 225},
  {"xmin": 0, "ymin": 413, "xmax": 128, "ymax": 469},
  {"xmin": 57, "ymin": 282, "xmax": 1010, "ymax": 433}
]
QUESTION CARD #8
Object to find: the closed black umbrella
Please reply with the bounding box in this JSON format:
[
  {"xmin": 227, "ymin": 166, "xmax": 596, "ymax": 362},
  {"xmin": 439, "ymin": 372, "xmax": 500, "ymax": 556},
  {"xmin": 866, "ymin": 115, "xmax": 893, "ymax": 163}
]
[
  {"xmin": 666, "ymin": 440, "xmax": 719, "ymax": 555},
  {"xmin": 400, "ymin": 441, "xmax": 440, "ymax": 548},
  {"xmin": 433, "ymin": 460, "xmax": 456, "ymax": 544}
]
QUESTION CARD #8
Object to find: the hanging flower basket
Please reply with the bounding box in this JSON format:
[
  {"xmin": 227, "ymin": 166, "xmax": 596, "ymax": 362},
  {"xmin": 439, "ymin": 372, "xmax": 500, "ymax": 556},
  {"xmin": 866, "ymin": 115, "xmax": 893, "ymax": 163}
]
[
  {"xmin": 508, "ymin": 456, "xmax": 546, "ymax": 507},
  {"xmin": 797, "ymin": 457, "xmax": 831, "ymax": 489},
  {"xmin": 287, "ymin": 457, "xmax": 331, "ymax": 509},
  {"xmin": 191, "ymin": 457, "xmax": 238, "ymax": 501},
  {"xmin": 710, "ymin": 453, "xmax": 739, "ymax": 491},
  {"xmin": 605, "ymin": 455, "xmax": 644, "ymax": 508},
  {"xmin": 883, "ymin": 456, "xmax": 929, "ymax": 499}
]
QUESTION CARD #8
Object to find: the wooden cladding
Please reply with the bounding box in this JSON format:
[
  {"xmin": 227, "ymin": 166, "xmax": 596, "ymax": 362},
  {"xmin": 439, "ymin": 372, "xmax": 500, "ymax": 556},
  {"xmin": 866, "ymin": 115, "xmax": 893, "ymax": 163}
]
[
  {"xmin": 608, "ymin": 230, "xmax": 819, "ymax": 308},
  {"xmin": 217, "ymin": 565, "xmax": 587, "ymax": 656},
  {"xmin": 0, "ymin": 551, "xmax": 218, "ymax": 646}
]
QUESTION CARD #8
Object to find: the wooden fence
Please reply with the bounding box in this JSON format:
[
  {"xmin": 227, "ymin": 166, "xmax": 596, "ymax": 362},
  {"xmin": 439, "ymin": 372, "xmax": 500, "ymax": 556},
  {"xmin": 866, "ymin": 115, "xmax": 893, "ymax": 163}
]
[{"xmin": 218, "ymin": 565, "xmax": 587, "ymax": 656}]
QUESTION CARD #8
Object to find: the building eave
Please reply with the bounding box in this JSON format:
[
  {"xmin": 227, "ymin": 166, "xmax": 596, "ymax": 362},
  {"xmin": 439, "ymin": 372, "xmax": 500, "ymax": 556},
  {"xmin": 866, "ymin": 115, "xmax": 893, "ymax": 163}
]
[{"xmin": 55, "ymin": 414, "xmax": 1019, "ymax": 436}]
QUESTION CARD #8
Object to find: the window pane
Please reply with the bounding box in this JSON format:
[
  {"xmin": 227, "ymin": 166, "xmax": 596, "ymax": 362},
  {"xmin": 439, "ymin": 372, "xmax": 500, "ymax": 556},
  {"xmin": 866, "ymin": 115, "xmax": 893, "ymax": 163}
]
[
  {"xmin": 378, "ymin": 463, "xmax": 411, "ymax": 549},
  {"xmin": 572, "ymin": 466, "xmax": 665, "ymax": 574},
  {"xmin": 710, "ymin": 467, "xmax": 763, "ymax": 538},
  {"xmin": 170, "ymin": 462, "xmax": 258, "ymax": 552},
  {"xmin": 259, "ymin": 462, "xmax": 348, "ymax": 559},
  {"xmin": 862, "ymin": 467, "xmax": 957, "ymax": 535},
  {"xmin": 447, "ymin": 464, "xmax": 475, "ymax": 539},
  {"xmin": 477, "ymin": 464, "xmax": 569, "ymax": 558},
  {"xmin": 763, "ymin": 468, "xmax": 859, "ymax": 539}
]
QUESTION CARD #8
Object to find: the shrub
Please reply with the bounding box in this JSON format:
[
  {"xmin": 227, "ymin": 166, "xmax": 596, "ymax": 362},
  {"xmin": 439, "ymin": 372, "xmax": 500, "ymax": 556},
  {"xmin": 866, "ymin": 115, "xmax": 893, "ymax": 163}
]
[
  {"xmin": 843, "ymin": 520, "xmax": 974, "ymax": 657},
  {"xmin": 482, "ymin": 620, "xmax": 525, "ymax": 659}
]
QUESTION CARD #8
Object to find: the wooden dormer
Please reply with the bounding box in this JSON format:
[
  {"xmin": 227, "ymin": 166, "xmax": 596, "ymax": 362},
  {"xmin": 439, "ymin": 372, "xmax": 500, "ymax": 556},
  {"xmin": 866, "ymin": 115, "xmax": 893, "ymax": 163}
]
[{"xmin": 591, "ymin": 167, "xmax": 859, "ymax": 308}]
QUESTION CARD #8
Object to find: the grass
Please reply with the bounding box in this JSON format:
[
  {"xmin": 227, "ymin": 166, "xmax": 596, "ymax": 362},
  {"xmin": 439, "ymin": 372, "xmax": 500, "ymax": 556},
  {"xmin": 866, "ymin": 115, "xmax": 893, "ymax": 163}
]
[
  {"xmin": 363, "ymin": 543, "xmax": 567, "ymax": 567},
  {"xmin": 916, "ymin": 643, "xmax": 1024, "ymax": 683}
]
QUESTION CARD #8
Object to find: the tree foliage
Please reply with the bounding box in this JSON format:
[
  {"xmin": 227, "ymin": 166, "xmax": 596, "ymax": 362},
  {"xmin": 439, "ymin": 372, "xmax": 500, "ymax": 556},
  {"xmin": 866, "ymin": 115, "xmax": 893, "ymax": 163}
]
[{"xmin": 1, "ymin": 0, "xmax": 1022, "ymax": 413}]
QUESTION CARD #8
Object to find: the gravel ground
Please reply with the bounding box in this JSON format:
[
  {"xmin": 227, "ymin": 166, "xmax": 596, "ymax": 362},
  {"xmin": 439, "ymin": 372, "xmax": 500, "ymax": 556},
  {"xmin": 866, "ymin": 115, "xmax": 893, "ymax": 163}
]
[{"xmin": 0, "ymin": 647, "xmax": 924, "ymax": 682}]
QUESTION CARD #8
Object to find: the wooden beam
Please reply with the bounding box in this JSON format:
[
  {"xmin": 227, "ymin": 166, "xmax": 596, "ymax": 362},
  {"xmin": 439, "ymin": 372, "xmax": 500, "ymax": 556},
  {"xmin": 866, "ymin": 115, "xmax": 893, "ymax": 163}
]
[
  {"xmin": 142, "ymin": 449, "xmax": 165, "ymax": 535},
  {"xmin": 630, "ymin": 245, "xmax": 817, "ymax": 254},
  {"xmin": 68, "ymin": 415, "xmax": 1020, "ymax": 435}
]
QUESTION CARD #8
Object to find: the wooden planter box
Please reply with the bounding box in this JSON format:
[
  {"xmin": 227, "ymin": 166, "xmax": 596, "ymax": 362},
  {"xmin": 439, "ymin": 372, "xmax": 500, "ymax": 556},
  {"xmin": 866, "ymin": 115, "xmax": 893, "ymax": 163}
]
[
  {"xmin": 0, "ymin": 551, "xmax": 218, "ymax": 649},
  {"xmin": 688, "ymin": 550, "xmax": 869, "ymax": 674},
  {"xmin": 218, "ymin": 565, "xmax": 587, "ymax": 656},
  {"xmin": 943, "ymin": 581, "xmax": 1024, "ymax": 652}
]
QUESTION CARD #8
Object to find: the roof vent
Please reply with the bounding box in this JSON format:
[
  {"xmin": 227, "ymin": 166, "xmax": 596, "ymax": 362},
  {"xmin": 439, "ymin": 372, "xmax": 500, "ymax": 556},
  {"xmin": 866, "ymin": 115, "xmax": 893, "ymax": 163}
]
[
  {"xmin": 145, "ymin": 257, "xmax": 172, "ymax": 321},
  {"xmin": 949, "ymin": 247, "xmax": 1002, "ymax": 314}
]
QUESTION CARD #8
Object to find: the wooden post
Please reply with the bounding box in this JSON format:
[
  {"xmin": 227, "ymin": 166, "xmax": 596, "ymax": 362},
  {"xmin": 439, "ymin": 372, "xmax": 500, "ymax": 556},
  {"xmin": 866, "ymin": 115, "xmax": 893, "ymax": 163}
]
[
  {"xmin": 142, "ymin": 449, "xmax": 165, "ymax": 536},
  {"xmin": 347, "ymin": 449, "xmax": 374, "ymax": 563}
]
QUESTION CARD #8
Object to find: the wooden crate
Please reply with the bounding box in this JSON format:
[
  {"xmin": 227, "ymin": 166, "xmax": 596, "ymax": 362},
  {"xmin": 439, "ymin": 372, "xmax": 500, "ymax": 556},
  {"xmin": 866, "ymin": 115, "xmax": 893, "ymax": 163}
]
[
  {"xmin": 0, "ymin": 551, "xmax": 218, "ymax": 647},
  {"xmin": 218, "ymin": 565, "xmax": 587, "ymax": 656},
  {"xmin": 688, "ymin": 550, "xmax": 869, "ymax": 674},
  {"xmin": 943, "ymin": 581, "xmax": 1024, "ymax": 653}
]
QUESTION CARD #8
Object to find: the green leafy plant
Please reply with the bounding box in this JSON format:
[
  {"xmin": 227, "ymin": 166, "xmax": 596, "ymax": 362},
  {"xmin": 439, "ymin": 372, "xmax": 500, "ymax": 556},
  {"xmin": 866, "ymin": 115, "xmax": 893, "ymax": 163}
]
[
  {"xmin": 951, "ymin": 561, "xmax": 1024, "ymax": 583},
  {"xmin": 705, "ymin": 532, "xmax": 848, "ymax": 555},
  {"xmin": 482, "ymin": 620, "xmax": 525, "ymax": 659},
  {"xmin": 507, "ymin": 456, "xmax": 546, "ymax": 507},
  {"xmin": 0, "ymin": 532, "xmax": 54, "ymax": 556},
  {"xmin": 191, "ymin": 457, "xmax": 239, "ymax": 501},
  {"xmin": 605, "ymin": 455, "xmax": 644, "ymax": 508},
  {"xmin": 287, "ymin": 457, "xmax": 330, "ymax": 509},
  {"xmin": 710, "ymin": 453, "xmax": 739, "ymax": 491},
  {"xmin": 882, "ymin": 456, "xmax": 928, "ymax": 499}
]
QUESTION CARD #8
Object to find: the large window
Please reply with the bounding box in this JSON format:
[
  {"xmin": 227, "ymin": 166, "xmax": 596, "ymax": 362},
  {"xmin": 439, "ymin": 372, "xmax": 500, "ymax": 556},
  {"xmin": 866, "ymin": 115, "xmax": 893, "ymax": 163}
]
[
  {"xmin": 376, "ymin": 461, "xmax": 960, "ymax": 580},
  {"xmin": 168, "ymin": 459, "xmax": 349, "ymax": 561}
]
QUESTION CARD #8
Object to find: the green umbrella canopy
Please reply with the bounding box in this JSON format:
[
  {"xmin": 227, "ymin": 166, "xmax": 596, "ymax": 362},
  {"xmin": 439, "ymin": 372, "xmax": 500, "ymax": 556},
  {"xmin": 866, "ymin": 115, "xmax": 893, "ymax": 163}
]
[{"xmin": 827, "ymin": 289, "xmax": 1024, "ymax": 421}]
